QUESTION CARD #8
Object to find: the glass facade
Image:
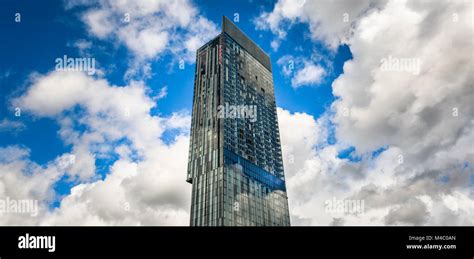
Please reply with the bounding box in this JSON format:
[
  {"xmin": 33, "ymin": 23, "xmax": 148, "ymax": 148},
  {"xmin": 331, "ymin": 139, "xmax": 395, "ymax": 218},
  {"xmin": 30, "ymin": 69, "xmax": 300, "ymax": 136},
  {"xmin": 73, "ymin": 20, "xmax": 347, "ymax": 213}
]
[{"xmin": 187, "ymin": 16, "xmax": 290, "ymax": 226}]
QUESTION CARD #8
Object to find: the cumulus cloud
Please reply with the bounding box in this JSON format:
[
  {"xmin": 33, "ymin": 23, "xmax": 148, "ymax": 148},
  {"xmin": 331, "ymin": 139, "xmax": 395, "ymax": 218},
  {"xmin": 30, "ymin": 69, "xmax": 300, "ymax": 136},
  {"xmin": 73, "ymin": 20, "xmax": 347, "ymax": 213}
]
[
  {"xmin": 255, "ymin": 0, "xmax": 388, "ymax": 49},
  {"xmin": 1, "ymin": 71, "xmax": 191, "ymax": 225},
  {"xmin": 0, "ymin": 146, "xmax": 64, "ymax": 224},
  {"xmin": 277, "ymin": 55, "xmax": 327, "ymax": 88},
  {"xmin": 271, "ymin": 0, "xmax": 474, "ymax": 225},
  {"xmin": 68, "ymin": 0, "xmax": 219, "ymax": 75},
  {"xmin": 291, "ymin": 62, "xmax": 326, "ymax": 88},
  {"xmin": 83, "ymin": 8, "xmax": 114, "ymax": 39}
]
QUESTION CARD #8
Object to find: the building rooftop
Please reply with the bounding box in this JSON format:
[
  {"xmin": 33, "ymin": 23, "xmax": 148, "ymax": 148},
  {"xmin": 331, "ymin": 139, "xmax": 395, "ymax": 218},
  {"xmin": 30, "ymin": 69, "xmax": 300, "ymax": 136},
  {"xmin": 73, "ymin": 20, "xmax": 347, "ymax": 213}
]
[{"xmin": 222, "ymin": 16, "xmax": 272, "ymax": 72}]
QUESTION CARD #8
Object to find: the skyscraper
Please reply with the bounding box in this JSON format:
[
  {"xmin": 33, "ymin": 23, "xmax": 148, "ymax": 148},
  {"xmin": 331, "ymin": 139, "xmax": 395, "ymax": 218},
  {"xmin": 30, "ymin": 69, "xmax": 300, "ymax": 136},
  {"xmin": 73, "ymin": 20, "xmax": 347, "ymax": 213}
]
[{"xmin": 187, "ymin": 16, "xmax": 290, "ymax": 226}]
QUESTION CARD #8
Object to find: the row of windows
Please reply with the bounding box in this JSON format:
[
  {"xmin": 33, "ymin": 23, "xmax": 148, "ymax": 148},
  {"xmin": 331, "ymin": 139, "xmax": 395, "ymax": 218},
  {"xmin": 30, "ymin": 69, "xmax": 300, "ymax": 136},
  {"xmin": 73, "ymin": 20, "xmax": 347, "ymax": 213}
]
[
  {"xmin": 223, "ymin": 148, "xmax": 286, "ymax": 191},
  {"xmin": 221, "ymin": 38, "xmax": 284, "ymax": 176}
]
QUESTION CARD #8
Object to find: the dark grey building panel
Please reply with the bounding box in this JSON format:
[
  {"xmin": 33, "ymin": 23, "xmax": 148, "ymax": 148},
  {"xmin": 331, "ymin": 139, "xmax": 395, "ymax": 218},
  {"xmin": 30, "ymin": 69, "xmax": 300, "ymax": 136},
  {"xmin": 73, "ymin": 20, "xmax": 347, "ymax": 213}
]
[{"xmin": 222, "ymin": 16, "xmax": 272, "ymax": 72}]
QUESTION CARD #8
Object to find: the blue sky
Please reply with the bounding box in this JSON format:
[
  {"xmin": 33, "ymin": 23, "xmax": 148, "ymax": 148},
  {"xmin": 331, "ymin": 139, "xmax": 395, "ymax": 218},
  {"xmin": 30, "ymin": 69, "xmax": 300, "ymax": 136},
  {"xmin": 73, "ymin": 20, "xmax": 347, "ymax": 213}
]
[
  {"xmin": 0, "ymin": 0, "xmax": 352, "ymax": 199},
  {"xmin": 0, "ymin": 0, "xmax": 472, "ymax": 226}
]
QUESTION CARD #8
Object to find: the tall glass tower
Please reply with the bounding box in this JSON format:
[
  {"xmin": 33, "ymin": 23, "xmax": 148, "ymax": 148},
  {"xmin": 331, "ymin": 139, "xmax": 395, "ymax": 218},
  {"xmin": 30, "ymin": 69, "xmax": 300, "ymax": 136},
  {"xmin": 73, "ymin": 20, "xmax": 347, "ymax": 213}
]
[{"xmin": 187, "ymin": 16, "xmax": 290, "ymax": 226}]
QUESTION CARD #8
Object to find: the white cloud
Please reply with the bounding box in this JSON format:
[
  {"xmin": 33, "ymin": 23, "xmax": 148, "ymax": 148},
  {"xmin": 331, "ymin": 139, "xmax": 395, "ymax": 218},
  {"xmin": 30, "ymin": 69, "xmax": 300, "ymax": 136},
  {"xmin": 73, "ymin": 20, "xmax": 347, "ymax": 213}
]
[
  {"xmin": 179, "ymin": 16, "xmax": 220, "ymax": 61},
  {"xmin": 0, "ymin": 146, "xmax": 64, "ymax": 224},
  {"xmin": 119, "ymin": 28, "xmax": 169, "ymax": 59},
  {"xmin": 83, "ymin": 9, "xmax": 114, "ymax": 39},
  {"xmin": 42, "ymin": 135, "xmax": 191, "ymax": 225},
  {"xmin": 2, "ymin": 70, "xmax": 192, "ymax": 225},
  {"xmin": 63, "ymin": 0, "xmax": 219, "ymax": 79},
  {"xmin": 277, "ymin": 55, "xmax": 327, "ymax": 88},
  {"xmin": 291, "ymin": 62, "xmax": 326, "ymax": 88},
  {"xmin": 69, "ymin": 0, "xmax": 219, "ymax": 65},
  {"xmin": 0, "ymin": 119, "xmax": 25, "ymax": 133},
  {"xmin": 255, "ymin": 0, "xmax": 388, "ymax": 50},
  {"xmin": 156, "ymin": 86, "xmax": 168, "ymax": 100},
  {"xmin": 270, "ymin": 40, "xmax": 280, "ymax": 52},
  {"xmin": 278, "ymin": 107, "xmax": 474, "ymax": 226},
  {"xmin": 270, "ymin": 0, "xmax": 474, "ymax": 225}
]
